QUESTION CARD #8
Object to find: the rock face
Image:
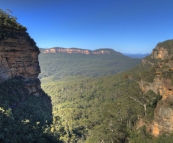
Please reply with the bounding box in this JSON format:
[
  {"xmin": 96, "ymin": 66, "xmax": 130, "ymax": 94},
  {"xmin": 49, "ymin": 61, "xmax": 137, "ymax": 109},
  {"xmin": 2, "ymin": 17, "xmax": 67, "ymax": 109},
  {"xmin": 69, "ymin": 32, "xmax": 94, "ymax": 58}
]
[
  {"xmin": 0, "ymin": 28, "xmax": 41, "ymax": 96},
  {"xmin": 139, "ymin": 40, "xmax": 173, "ymax": 136},
  {"xmin": 151, "ymin": 47, "xmax": 169, "ymax": 59},
  {"xmin": 151, "ymin": 78, "xmax": 173, "ymax": 136},
  {"xmin": 40, "ymin": 47, "xmax": 116, "ymax": 55}
]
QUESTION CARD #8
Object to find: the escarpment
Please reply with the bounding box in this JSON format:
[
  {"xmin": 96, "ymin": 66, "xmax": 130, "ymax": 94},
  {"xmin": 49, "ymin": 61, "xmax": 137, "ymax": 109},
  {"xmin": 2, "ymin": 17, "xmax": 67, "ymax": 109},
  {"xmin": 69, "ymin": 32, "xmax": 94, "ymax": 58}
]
[
  {"xmin": 40, "ymin": 47, "xmax": 117, "ymax": 55},
  {"xmin": 0, "ymin": 27, "xmax": 41, "ymax": 96},
  {"xmin": 139, "ymin": 39, "xmax": 173, "ymax": 136}
]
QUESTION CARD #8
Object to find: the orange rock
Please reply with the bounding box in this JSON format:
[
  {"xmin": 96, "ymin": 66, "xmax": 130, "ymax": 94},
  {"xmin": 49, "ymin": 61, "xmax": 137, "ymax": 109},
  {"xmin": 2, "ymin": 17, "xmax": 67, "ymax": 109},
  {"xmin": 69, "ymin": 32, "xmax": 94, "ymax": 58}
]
[
  {"xmin": 39, "ymin": 47, "xmax": 114, "ymax": 55},
  {"xmin": 152, "ymin": 122, "xmax": 160, "ymax": 136},
  {"xmin": 0, "ymin": 28, "xmax": 41, "ymax": 96}
]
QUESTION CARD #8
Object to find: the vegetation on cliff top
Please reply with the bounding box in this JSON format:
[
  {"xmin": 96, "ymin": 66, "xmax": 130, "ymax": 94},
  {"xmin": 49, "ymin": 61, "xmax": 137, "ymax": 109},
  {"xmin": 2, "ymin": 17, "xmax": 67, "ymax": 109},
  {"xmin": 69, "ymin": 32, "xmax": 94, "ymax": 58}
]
[
  {"xmin": 0, "ymin": 9, "xmax": 27, "ymax": 31},
  {"xmin": 0, "ymin": 9, "xmax": 38, "ymax": 49},
  {"xmin": 145, "ymin": 39, "xmax": 173, "ymax": 62},
  {"xmin": 156, "ymin": 39, "xmax": 173, "ymax": 53}
]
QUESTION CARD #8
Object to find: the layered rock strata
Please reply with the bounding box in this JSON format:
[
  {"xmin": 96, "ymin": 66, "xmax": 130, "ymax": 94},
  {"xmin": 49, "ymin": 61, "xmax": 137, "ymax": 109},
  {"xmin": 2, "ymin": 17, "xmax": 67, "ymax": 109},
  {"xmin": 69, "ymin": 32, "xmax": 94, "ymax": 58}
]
[
  {"xmin": 139, "ymin": 41, "xmax": 173, "ymax": 136},
  {"xmin": 0, "ymin": 28, "xmax": 41, "ymax": 96},
  {"xmin": 40, "ymin": 47, "xmax": 116, "ymax": 55}
]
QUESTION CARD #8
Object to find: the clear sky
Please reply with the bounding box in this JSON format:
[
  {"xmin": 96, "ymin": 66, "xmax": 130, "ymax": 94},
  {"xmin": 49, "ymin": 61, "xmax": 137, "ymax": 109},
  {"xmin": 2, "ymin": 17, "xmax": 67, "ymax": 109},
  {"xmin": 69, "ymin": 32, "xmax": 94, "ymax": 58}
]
[{"xmin": 1, "ymin": 0, "xmax": 173, "ymax": 54}]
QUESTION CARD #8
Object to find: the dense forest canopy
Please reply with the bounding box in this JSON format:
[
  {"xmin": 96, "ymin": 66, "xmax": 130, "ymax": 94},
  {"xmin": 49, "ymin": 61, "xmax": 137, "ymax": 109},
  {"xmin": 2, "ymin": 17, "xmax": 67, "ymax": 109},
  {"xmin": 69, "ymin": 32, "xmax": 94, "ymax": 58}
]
[{"xmin": 41, "ymin": 66, "xmax": 164, "ymax": 142}]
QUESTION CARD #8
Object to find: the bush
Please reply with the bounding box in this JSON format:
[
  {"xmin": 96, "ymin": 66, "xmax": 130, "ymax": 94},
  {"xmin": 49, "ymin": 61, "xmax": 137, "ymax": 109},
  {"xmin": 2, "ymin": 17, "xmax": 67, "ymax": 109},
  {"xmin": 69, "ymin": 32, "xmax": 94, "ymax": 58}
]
[{"xmin": 0, "ymin": 9, "xmax": 26, "ymax": 31}]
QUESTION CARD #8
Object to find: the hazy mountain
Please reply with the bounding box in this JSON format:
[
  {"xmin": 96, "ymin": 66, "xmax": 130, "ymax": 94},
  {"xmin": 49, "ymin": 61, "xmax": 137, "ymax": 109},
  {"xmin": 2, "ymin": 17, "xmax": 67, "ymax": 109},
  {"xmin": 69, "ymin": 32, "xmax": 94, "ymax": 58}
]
[{"xmin": 123, "ymin": 53, "xmax": 150, "ymax": 59}]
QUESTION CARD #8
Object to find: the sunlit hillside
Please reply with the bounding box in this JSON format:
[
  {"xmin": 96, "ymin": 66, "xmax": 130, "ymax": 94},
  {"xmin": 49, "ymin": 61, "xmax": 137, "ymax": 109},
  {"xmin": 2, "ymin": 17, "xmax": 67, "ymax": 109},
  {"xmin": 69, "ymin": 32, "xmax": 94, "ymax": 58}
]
[
  {"xmin": 41, "ymin": 66, "xmax": 161, "ymax": 142},
  {"xmin": 41, "ymin": 39, "xmax": 173, "ymax": 142}
]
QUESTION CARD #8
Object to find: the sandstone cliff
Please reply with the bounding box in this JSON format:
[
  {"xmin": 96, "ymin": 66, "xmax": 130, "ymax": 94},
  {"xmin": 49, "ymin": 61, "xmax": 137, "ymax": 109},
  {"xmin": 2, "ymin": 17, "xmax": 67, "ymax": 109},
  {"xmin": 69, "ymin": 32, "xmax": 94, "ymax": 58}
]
[
  {"xmin": 40, "ymin": 47, "xmax": 117, "ymax": 55},
  {"xmin": 138, "ymin": 39, "xmax": 173, "ymax": 136},
  {"xmin": 0, "ymin": 27, "xmax": 41, "ymax": 96}
]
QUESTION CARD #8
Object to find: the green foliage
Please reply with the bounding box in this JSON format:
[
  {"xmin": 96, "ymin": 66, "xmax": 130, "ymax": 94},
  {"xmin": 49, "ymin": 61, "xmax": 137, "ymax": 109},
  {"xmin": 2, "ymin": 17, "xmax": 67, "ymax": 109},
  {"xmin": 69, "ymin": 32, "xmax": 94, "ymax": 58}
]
[
  {"xmin": 0, "ymin": 78, "xmax": 61, "ymax": 142},
  {"xmin": 40, "ymin": 48, "xmax": 173, "ymax": 142},
  {"xmin": 0, "ymin": 9, "xmax": 27, "ymax": 31},
  {"xmin": 140, "ymin": 66, "xmax": 156, "ymax": 82},
  {"xmin": 162, "ymin": 64, "xmax": 169, "ymax": 69},
  {"xmin": 39, "ymin": 52, "xmax": 141, "ymax": 81},
  {"xmin": 152, "ymin": 133, "xmax": 173, "ymax": 143},
  {"xmin": 128, "ymin": 126, "xmax": 152, "ymax": 143},
  {"xmin": 156, "ymin": 39, "xmax": 173, "ymax": 54},
  {"xmin": 162, "ymin": 70, "xmax": 173, "ymax": 79},
  {"xmin": 144, "ymin": 39, "xmax": 173, "ymax": 63},
  {"xmin": 129, "ymin": 127, "xmax": 173, "ymax": 143},
  {"xmin": 41, "ymin": 66, "xmax": 160, "ymax": 142},
  {"xmin": 0, "ymin": 9, "xmax": 38, "ymax": 49}
]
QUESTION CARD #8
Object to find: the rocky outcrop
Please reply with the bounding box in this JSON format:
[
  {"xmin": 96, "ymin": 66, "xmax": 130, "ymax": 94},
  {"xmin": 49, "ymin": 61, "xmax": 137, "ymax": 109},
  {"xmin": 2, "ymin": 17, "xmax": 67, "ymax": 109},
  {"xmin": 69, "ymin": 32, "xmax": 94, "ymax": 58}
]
[
  {"xmin": 40, "ymin": 47, "xmax": 117, "ymax": 55},
  {"xmin": 151, "ymin": 47, "xmax": 169, "ymax": 59},
  {"xmin": 139, "ymin": 78, "xmax": 173, "ymax": 136},
  {"xmin": 138, "ymin": 79, "xmax": 163, "ymax": 95},
  {"xmin": 139, "ymin": 40, "xmax": 173, "ymax": 136},
  {"xmin": 0, "ymin": 28, "xmax": 41, "ymax": 96},
  {"xmin": 151, "ymin": 78, "xmax": 173, "ymax": 136}
]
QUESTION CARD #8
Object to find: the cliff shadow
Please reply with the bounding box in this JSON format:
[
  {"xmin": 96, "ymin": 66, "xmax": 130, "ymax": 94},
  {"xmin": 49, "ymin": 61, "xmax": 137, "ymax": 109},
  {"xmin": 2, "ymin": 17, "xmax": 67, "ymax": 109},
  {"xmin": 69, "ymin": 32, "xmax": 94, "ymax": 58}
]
[{"xmin": 0, "ymin": 77, "xmax": 61, "ymax": 142}]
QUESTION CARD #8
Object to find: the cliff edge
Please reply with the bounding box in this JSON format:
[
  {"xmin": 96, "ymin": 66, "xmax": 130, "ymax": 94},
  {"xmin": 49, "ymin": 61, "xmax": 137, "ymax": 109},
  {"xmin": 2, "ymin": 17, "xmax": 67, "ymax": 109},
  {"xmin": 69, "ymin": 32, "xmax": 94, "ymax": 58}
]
[
  {"xmin": 40, "ymin": 47, "xmax": 118, "ymax": 55},
  {"xmin": 0, "ymin": 10, "xmax": 41, "ymax": 96},
  {"xmin": 139, "ymin": 39, "xmax": 173, "ymax": 136}
]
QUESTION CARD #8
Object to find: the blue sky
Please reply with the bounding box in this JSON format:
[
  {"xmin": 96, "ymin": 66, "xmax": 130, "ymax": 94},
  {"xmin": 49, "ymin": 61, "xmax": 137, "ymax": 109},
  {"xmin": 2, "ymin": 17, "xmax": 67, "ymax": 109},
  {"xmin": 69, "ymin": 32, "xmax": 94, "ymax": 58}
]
[{"xmin": 1, "ymin": 0, "xmax": 173, "ymax": 53}]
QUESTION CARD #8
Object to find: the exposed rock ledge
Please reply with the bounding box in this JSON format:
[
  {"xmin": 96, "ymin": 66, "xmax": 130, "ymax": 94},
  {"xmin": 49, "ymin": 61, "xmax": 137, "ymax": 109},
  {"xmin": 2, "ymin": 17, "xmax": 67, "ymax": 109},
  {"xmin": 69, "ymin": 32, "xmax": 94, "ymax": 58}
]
[
  {"xmin": 39, "ymin": 47, "xmax": 117, "ymax": 55},
  {"xmin": 139, "ymin": 42, "xmax": 173, "ymax": 137},
  {"xmin": 0, "ymin": 28, "xmax": 41, "ymax": 96}
]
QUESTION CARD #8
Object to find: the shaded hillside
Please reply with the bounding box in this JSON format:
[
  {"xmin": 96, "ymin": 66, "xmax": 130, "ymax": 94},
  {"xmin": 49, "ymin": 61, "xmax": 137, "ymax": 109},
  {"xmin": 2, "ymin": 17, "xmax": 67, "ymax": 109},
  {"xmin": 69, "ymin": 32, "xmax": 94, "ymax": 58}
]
[
  {"xmin": 41, "ymin": 39, "xmax": 173, "ymax": 142},
  {"xmin": 0, "ymin": 78, "xmax": 61, "ymax": 142},
  {"xmin": 39, "ymin": 50, "xmax": 141, "ymax": 81}
]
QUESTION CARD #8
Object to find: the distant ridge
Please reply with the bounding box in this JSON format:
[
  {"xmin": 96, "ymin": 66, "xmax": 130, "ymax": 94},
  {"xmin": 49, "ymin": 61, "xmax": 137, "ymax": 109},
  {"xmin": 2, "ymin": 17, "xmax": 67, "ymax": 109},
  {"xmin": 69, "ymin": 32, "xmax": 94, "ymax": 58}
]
[
  {"xmin": 39, "ymin": 47, "xmax": 121, "ymax": 55},
  {"xmin": 39, "ymin": 47, "xmax": 141, "ymax": 80}
]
